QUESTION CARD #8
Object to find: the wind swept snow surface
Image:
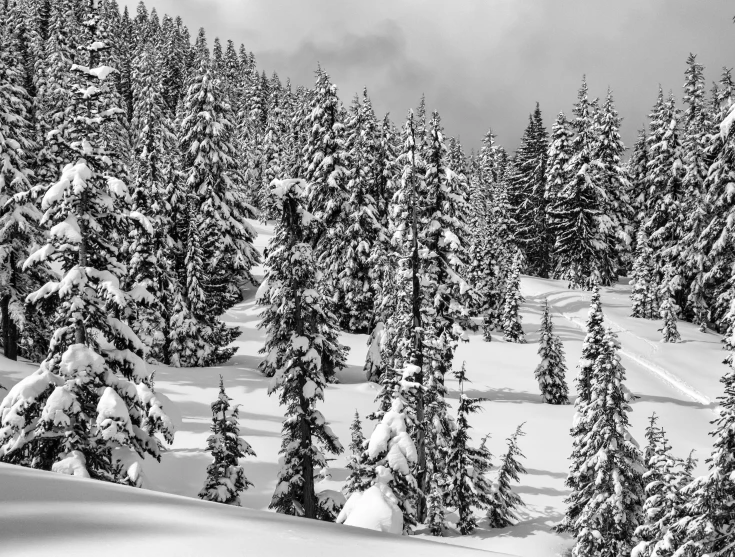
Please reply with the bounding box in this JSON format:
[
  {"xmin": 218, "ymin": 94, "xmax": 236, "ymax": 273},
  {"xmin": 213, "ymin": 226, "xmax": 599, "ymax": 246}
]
[{"xmin": 0, "ymin": 463, "xmax": 504, "ymax": 557}]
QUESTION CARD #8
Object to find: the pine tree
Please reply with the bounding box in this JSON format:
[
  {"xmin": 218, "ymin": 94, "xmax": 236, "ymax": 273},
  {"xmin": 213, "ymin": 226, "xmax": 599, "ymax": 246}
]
[
  {"xmin": 545, "ymin": 111, "xmax": 573, "ymax": 240},
  {"xmin": 199, "ymin": 377, "xmax": 256, "ymax": 506},
  {"xmin": 362, "ymin": 395, "xmax": 420, "ymax": 533},
  {"xmin": 631, "ymin": 230, "xmax": 659, "ymax": 319},
  {"xmin": 487, "ymin": 423, "xmax": 527, "ymax": 528},
  {"xmin": 502, "ymin": 252, "xmax": 526, "ymax": 343},
  {"xmin": 577, "ymin": 285, "xmax": 605, "ymax": 403},
  {"xmin": 592, "ymin": 88, "xmax": 631, "ymax": 276},
  {"xmin": 173, "ymin": 31, "xmax": 260, "ymax": 367},
  {"xmin": 534, "ymin": 300, "xmax": 570, "ymax": 404},
  {"xmin": 0, "ymin": 3, "xmax": 44, "ymax": 361},
  {"xmin": 663, "ymin": 351, "xmax": 735, "ymax": 555},
  {"xmin": 507, "ymin": 103, "xmax": 551, "ymax": 276},
  {"xmin": 343, "ymin": 411, "xmax": 373, "ymax": 496},
  {"xmin": 658, "ymin": 266, "xmax": 681, "ymax": 343},
  {"xmin": 560, "ymin": 328, "xmax": 644, "ymax": 557},
  {"xmin": 548, "ymin": 77, "xmax": 609, "ymax": 289},
  {"xmin": 628, "ymin": 128, "xmax": 649, "ymax": 234},
  {"xmin": 127, "ymin": 39, "xmax": 179, "ymax": 363},
  {"xmin": 445, "ymin": 363, "xmax": 495, "ymax": 534},
  {"xmin": 632, "ymin": 417, "xmax": 692, "ymax": 557},
  {"xmin": 259, "ymin": 179, "xmax": 344, "ymax": 520},
  {"xmin": 0, "ymin": 0, "xmax": 174, "ymax": 484}
]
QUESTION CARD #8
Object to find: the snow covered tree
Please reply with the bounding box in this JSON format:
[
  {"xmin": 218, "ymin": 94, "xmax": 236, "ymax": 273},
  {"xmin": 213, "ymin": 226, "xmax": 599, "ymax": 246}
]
[
  {"xmin": 127, "ymin": 39, "xmax": 180, "ymax": 363},
  {"xmin": 0, "ymin": 4, "xmax": 44, "ymax": 361},
  {"xmin": 592, "ymin": 88, "xmax": 631, "ymax": 275},
  {"xmin": 632, "ymin": 417, "xmax": 692, "ymax": 557},
  {"xmin": 668, "ymin": 351, "xmax": 735, "ymax": 555},
  {"xmin": 0, "ymin": 0, "xmax": 174, "ymax": 484},
  {"xmin": 172, "ymin": 33, "xmax": 260, "ymax": 367},
  {"xmin": 628, "ymin": 128, "xmax": 649, "ymax": 233},
  {"xmin": 199, "ymin": 376, "xmax": 255, "ymax": 506},
  {"xmin": 259, "ymin": 179, "xmax": 344, "ymax": 520},
  {"xmin": 658, "ymin": 266, "xmax": 681, "ymax": 343},
  {"xmin": 548, "ymin": 77, "xmax": 610, "ymax": 289},
  {"xmin": 559, "ymin": 328, "xmax": 644, "ymax": 557},
  {"xmin": 502, "ymin": 252, "xmax": 526, "ymax": 343},
  {"xmin": 343, "ymin": 411, "xmax": 373, "ymax": 496},
  {"xmin": 534, "ymin": 300, "xmax": 570, "ymax": 405},
  {"xmin": 643, "ymin": 89, "xmax": 685, "ymax": 288},
  {"xmin": 325, "ymin": 92, "xmax": 387, "ymax": 333},
  {"xmin": 631, "ymin": 230, "xmax": 658, "ymax": 319},
  {"xmin": 360, "ymin": 395, "xmax": 419, "ymax": 533},
  {"xmin": 507, "ymin": 103, "xmax": 551, "ymax": 276},
  {"xmin": 486, "ymin": 423, "xmax": 527, "ymax": 528},
  {"xmin": 445, "ymin": 363, "xmax": 495, "ymax": 534},
  {"xmin": 545, "ymin": 111, "xmax": 574, "ymax": 254},
  {"xmin": 577, "ymin": 285, "xmax": 605, "ymax": 403}
]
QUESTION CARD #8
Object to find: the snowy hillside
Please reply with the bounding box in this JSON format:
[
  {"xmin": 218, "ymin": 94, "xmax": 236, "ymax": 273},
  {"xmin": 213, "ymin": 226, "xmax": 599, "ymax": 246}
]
[
  {"xmin": 0, "ymin": 462, "xmax": 506, "ymax": 557},
  {"xmin": 1, "ymin": 220, "xmax": 725, "ymax": 557}
]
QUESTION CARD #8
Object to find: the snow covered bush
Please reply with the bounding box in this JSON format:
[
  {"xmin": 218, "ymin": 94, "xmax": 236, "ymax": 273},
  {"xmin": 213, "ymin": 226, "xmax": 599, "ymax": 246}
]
[{"xmin": 199, "ymin": 377, "xmax": 255, "ymax": 506}]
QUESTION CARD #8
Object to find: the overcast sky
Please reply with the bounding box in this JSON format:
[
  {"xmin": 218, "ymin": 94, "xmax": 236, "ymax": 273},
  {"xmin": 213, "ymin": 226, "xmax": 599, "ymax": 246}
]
[{"xmin": 121, "ymin": 0, "xmax": 735, "ymax": 153}]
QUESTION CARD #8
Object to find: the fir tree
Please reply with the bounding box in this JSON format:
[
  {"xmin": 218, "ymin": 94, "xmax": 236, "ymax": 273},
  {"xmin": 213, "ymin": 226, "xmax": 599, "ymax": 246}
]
[
  {"xmin": 199, "ymin": 377, "xmax": 256, "ymax": 506},
  {"xmin": 445, "ymin": 363, "xmax": 495, "ymax": 535},
  {"xmin": 507, "ymin": 103, "xmax": 551, "ymax": 276},
  {"xmin": 545, "ymin": 111, "xmax": 573, "ymax": 233},
  {"xmin": 0, "ymin": 0, "xmax": 174, "ymax": 484},
  {"xmin": 658, "ymin": 266, "xmax": 682, "ymax": 343},
  {"xmin": 502, "ymin": 251, "xmax": 526, "ymax": 343},
  {"xmin": 577, "ymin": 285, "xmax": 605, "ymax": 403},
  {"xmin": 173, "ymin": 32, "xmax": 260, "ymax": 367},
  {"xmin": 487, "ymin": 423, "xmax": 527, "ymax": 528},
  {"xmin": 343, "ymin": 411, "xmax": 373, "ymax": 496},
  {"xmin": 0, "ymin": 4, "xmax": 44, "ymax": 361},
  {"xmin": 534, "ymin": 300, "xmax": 570, "ymax": 405},
  {"xmin": 559, "ymin": 328, "xmax": 644, "ymax": 557},
  {"xmin": 630, "ymin": 230, "xmax": 658, "ymax": 319},
  {"xmin": 259, "ymin": 179, "xmax": 344, "ymax": 520},
  {"xmin": 632, "ymin": 417, "xmax": 692, "ymax": 557}
]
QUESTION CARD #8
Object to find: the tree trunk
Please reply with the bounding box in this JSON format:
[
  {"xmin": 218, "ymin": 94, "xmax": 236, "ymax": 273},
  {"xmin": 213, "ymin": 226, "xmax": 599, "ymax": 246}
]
[{"xmin": 1, "ymin": 294, "xmax": 18, "ymax": 361}]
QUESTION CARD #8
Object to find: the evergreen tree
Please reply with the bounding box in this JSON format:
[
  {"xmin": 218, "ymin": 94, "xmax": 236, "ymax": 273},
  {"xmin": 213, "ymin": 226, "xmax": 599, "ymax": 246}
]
[
  {"xmin": 545, "ymin": 111, "xmax": 573, "ymax": 239},
  {"xmin": 198, "ymin": 376, "xmax": 256, "ymax": 506},
  {"xmin": 534, "ymin": 300, "xmax": 570, "ymax": 404},
  {"xmin": 628, "ymin": 128, "xmax": 649, "ymax": 234},
  {"xmin": 632, "ymin": 417, "xmax": 692, "ymax": 557},
  {"xmin": 577, "ymin": 285, "xmax": 605, "ymax": 403},
  {"xmin": 630, "ymin": 230, "xmax": 659, "ymax": 319},
  {"xmin": 363, "ymin": 395, "xmax": 420, "ymax": 533},
  {"xmin": 259, "ymin": 179, "xmax": 344, "ymax": 520},
  {"xmin": 0, "ymin": 3, "xmax": 44, "ymax": 361},
  {"xmin": 445, "ymin": 363, "xmax": 495, "ymax": 534},
  {"xmin": 502, "ymin": 252, "xmax": 526, "ymax": 343},
  {"xmin": 173, "ymin": 32, "xmax": 259, "ymax": 367},
  {"xmin": 658, "ymin": 266, "xmax": 682, "ymax": 343},
  {"xmin": 507, "ymin": 103, "xmax": 551, "ymax": 276},
  {"xmin": 548, "ymin": 77, "xmax": 609, "ymax": 289},
  {"xmin": 127, "ymin": 39, "xmax": 179, "ymax": 363},
  {"xmin": 487, "ymin": 423, "xmax": 527, "ymax": 528},
  {"xmin": 560, "ymin": 328, "xmax": 644, "ymax": 557},
  {"xmin": 0, "ymin": 0, "xmax": 174, "ymax": 483},
  {"xmin": 343, "ymin": 411, "xmax": 373, "ymax": 496}
]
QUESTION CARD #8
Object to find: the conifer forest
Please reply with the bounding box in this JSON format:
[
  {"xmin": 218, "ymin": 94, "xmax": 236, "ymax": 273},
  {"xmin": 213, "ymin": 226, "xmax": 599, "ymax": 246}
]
[{"xmin": 2, "ymin": 1, "xmax": 735, "ymax": 556}]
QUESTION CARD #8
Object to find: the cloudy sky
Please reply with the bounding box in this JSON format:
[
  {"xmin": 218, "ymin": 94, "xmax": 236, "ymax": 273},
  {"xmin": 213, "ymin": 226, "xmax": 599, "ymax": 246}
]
[{"xmin": 121, "ymin": 0, "xmax": 735, "ymax": 153}]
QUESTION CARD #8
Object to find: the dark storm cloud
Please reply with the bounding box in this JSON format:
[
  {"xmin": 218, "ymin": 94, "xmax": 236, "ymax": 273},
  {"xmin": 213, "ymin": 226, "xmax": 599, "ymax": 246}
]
[{"xmin": 122, "ymin": 0, "xmax": 735, "ymax": 153}]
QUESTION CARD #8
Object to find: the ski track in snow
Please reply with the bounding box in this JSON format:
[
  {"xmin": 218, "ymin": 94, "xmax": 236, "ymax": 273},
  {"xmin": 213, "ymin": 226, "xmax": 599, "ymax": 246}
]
[{"xmin": 524, "ymin": 287, "xmax": 716, "ymax": 412}]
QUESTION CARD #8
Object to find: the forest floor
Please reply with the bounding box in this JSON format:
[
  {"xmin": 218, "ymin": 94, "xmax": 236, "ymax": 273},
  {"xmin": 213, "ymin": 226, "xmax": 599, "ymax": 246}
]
[{"xmin": 0, "ymin": 220, "xmax": 726, "ymax": 557}]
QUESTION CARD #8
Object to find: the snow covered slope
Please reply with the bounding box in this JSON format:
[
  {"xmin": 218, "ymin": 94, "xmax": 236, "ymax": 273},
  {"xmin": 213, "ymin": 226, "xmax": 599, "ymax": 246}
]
[
  {"xmin": 0, "ymin": 221, "xmax": 726, "ymax": 557},
  {"xmin": 0, "ymin": 463, "xmax": 507, "ymax": 557}
]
